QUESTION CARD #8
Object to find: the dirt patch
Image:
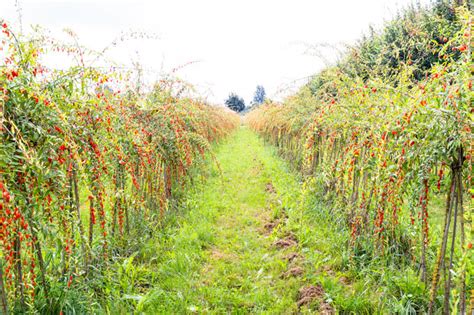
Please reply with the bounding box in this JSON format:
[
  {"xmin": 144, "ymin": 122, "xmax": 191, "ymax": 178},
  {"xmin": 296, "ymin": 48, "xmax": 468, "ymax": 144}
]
[
  {"xmin": 284, "ymin": 252, "xmax": 302, "ymax": 262},
  {"xmin": 297, "ymin": 284, "xmax": 335, "ymax": 313},
  {"xmin": 281, "ymin": 266, "xmax": 304, "ymax": 278},
  {"xmin": 273, "ymin": 233, "xmax": 298, "ymax": 248},
  {"xmin": 320, "ymin": 265, "xmax": 335, "ymax": 277},
  {"xmin": 319, "ymin": 302, "xmax": 335, "ymax": 314},
  {"xmin": 283, "ymin": 232, "xmax": 298, "ymax": 242},
  {"xmin": 209, "ymin": 248, "xmax": 237, "ymax": 262},
  {"xmin": 273, "ymin": 237, "xmax": 297, "ymax": 248},
  {"xmin": 263, "ymin": 219, "xmax": 280, "ymax": 233},
  {"xmin": 339, "ymin": 276, "xmax": 350, "ymax": 285},
  {"xmin": 297, "ymin": 284, "xmax": 324, "ymax": 307},
  {"xmin": 210, "ymin": 249, "xmax": 226, "ymax": 260},
  {"xmin": 265, "ymin": 182, "xmax": 277, "ymax": 194}
]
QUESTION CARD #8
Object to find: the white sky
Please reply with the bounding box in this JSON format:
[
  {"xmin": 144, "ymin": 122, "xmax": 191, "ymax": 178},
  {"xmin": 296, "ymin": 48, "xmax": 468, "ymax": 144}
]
[{"xmin": 0, "ymin": 0, "xmax": 429, "ymax": 104}]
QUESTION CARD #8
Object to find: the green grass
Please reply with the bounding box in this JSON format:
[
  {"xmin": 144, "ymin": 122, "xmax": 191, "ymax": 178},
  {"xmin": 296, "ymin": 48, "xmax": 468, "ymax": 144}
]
[
  {"xmin": 128, "ymin": 126, "xmax": 308, "ymax": 313},
  {"xmin": 79, "ymin": 126, "xmax": 465, "ymax": 314},
  {"xmin": 100, "ymin": 127, "xmax": 377, "ymax": 313},
  {"xmin": 89, "ymin": 126, "xmax": 358, "ymax": 314}
]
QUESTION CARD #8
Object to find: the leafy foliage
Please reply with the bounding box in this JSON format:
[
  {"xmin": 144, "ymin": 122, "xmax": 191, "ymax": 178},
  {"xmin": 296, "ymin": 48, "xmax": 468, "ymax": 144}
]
[
  {"xmin": 0, "ymin": 21, "xmax": 239, "ymax": 313},
  {"xmin": 225, "ymin": 93, "xmax": 245, "ymax": 112},
  {"xmin": 309, "ymin": 1, "xmax": 466, "ymax": 95},
  {"xmin": 248, "ymin": 3, "xmax": 472, "ymax": 313},
  {"xmin": 252, "ymin": 85, "xmax": 266, "ymax": 105}
]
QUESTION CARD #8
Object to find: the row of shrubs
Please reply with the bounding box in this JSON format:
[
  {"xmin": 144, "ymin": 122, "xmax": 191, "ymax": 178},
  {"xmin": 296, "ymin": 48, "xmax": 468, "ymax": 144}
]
[
  {"xmin": 247, "ymin": 2, "xmax": 472, "ymax": 313},
  {"xmin": 0, "ymin": 22, "xmax": 240, "ymax": 313}
]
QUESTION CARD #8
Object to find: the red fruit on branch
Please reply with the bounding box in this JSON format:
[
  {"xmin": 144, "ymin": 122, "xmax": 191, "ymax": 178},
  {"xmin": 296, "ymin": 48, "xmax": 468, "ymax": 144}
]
[
  {"xmin": 13, "ymin": 208, "xmax": 21, "ymax": 220},
  {"xmin": 45, "ymin": 194, "xmax": 52, "ymax": 205},
  {"xmin": 457, "ymin": 44, "xmax": 467, "ymax": 52},
  {"xmin": 90, "ymin": 207, "xmax": 96, "ymax": 225},
  {"xmin": 2, "ymin": 190, "xmax": 11, "ymax": 203},
  {"xmin": 437, "ymin": 169, "xmax": 443, "ymax": 191}
]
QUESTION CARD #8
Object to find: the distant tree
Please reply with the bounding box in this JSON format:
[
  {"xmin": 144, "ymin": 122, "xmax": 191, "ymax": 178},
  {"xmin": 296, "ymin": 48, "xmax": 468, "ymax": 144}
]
[
  {"xmin": 252, "ymin": 85, "xmax": 266, "ymax": 105},
  {"xmin": 225, "ymin": 93, "xmax": 245, "ymax": 112}
]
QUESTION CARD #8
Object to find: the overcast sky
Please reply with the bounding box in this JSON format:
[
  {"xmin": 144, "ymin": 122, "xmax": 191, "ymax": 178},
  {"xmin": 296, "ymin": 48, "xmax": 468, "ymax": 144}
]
[{"xmin": 0, "ymin": 0, "xmax": 429, "ymax": 104}]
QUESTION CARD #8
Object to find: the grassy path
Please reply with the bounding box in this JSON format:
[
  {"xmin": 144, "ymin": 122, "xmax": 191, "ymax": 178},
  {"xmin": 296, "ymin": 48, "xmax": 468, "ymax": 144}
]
[
  {"xmin": 136, "ymin": 127, "xmax": 320, "ymax": 313},
  {"xmin": 106, "ymin": 107, "xmax": 452, "ymax": 315}
]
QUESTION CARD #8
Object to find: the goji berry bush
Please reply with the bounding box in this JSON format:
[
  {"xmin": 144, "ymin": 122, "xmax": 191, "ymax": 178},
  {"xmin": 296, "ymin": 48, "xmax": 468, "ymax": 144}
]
[
  {"xmin": 247, "ymin": 4, "xmax": 472, "ymax": 313},
  {"xmin": 0, "ymin": 22, "xmax": 239, "ymax": 313}
]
